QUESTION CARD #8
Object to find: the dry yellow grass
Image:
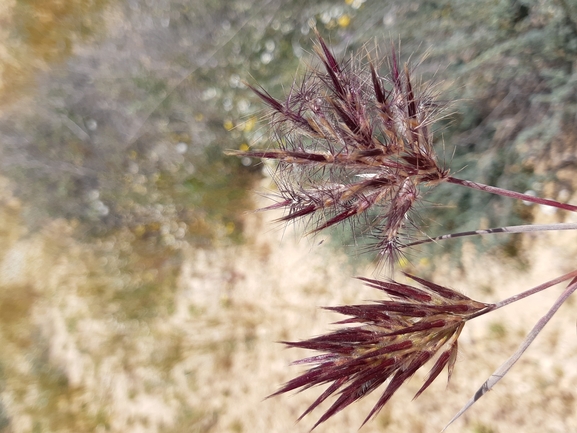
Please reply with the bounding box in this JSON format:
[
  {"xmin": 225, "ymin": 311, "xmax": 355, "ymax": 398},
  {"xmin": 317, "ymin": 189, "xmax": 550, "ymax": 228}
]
[{"xmin": 0, "ymin": 173, "xmax": 576, "ymax": 432}]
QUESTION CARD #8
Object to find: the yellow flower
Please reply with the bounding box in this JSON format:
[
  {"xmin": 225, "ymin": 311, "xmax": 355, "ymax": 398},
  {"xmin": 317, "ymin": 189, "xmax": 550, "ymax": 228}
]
[{"xmin": 338, "ymin": 14, "xmax": 350, "ymax": 28}]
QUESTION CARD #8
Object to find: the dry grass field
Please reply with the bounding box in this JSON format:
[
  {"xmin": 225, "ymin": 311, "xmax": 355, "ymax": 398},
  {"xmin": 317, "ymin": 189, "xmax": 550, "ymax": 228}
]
[{"xmin": 0, "ymin": 173, "xmax": 576, "ymax": 433}]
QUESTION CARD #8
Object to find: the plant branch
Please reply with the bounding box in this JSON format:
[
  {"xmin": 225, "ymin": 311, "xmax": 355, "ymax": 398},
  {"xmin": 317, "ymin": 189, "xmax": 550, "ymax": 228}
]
[
  {"xmin": 403, "ymin": 223, "xmax": 577, "ymax": 248},
  {"xmin": 442, "ymin": 276, "xmax": 577, "ymax": 431},
  {"xmin": 446, "ymin": 176, "xmax": 577, "ymax": 212},
  {"xmin": 464, "ymin": 270, "xmax": 577, "ymax": 322},
  {"xmin": 492, "ymin": 269, "xmax": 577, "ymax": 310}
]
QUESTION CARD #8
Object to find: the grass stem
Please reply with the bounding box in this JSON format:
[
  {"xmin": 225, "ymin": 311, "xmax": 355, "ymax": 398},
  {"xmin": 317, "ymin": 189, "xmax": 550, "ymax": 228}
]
[
  {"xmin": 403, "ymin": 223, "xmax": 577, "ymax": 248},
  {"xmin": 446, "ymin": 176, "xmax": 577, "ymax": 212}
]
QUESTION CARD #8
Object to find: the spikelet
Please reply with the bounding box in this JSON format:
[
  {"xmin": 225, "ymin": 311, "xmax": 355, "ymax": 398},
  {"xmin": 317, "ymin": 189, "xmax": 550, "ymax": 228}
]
[
  {"xmin": 270, "ymin": 274, "xmax": 493, "ymax": 429},
  {"xmin": 227, "ymin": 30, "xmax": 448, "ymax": 263}
]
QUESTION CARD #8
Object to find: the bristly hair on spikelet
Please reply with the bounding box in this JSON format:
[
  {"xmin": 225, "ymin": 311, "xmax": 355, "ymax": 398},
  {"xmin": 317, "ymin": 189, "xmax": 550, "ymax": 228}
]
[
  {"xmin": 270, "ymin": 273, "xmax": 494, "ymax": 429},
  {"xmin": 227, "ymin": 29, "xmax": 449, "ymax": 265}
]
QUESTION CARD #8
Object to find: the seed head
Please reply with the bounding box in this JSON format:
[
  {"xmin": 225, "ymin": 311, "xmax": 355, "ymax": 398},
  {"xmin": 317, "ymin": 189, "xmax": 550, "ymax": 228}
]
[
  {"xmin": 271, "ymin": 273, "xmax": 493, "ymax": 429},
  {"xmin": 228, "ymin": 30, "xmax": 449, "ymax": 263}
]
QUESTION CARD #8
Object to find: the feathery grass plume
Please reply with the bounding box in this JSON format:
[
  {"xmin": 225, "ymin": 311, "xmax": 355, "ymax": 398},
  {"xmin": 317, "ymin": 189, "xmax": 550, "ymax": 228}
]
[
  {"xmin": 271, "ymin": 273, "xmax": 493, "ymax": 429},
  {"xmin": 227, "ymin": 30, "xmax": 449, "ymax": 263}
]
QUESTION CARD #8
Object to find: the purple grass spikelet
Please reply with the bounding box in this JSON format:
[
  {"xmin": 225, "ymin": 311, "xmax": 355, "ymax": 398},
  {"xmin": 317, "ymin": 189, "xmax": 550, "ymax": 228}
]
[
  {"xmin": 271, "ymin": 274, "xmax": 493, "ymax": 429},
  {"xmin": 227, "ymin": 30, "xmax": 449, "ymax": 264}
]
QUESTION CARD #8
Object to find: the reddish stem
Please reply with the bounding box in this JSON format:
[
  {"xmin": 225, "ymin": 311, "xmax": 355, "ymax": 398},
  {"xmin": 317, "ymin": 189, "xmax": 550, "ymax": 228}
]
[
  {"xmin": 493, "ymin": 269, "xmax": 577, "ymax": 310},
  {"xmin": 446, "ymin": 176, "xmax": 577, "ymax": 212}
]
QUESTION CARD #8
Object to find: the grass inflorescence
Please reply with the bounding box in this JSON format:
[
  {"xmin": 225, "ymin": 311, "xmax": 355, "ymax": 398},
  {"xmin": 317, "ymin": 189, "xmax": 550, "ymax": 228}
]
[
  {"xmin": 228, "ymin": 29, "xmax": 577, "ymax": 430},
  {"xmin": 228, "ymin": 29, "xmax": 449, "ymax": 268}
]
